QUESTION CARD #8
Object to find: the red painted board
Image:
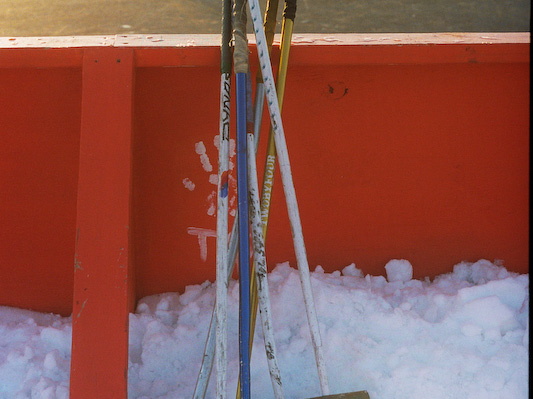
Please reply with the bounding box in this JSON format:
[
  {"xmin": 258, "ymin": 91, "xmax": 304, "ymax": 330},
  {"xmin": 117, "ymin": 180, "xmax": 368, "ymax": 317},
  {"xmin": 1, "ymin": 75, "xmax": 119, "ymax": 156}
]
[
  {"xmin": 0, "ymin": 34, "xmax": 529, "ymax": 318},
  {"xmin": 131, "ymin": 54, "xmax": 529, "ymax": 299},
  {"xmin": 0, "ymin": 67, "xmax": 80, "ymax": 315},
  {"xmin": 70, "ymin": 48, "xmax": 135, "ymax": 399}
]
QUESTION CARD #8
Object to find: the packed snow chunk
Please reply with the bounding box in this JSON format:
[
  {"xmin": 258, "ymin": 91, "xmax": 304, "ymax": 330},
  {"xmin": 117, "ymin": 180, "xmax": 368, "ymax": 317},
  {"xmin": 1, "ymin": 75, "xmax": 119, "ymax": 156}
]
[
  {"xmin": 457, "ymin": 276, "xmax": 528, "ymax": 309},
  {"xmin": 460, "ymin": 323, "xmax": 483, "ymax": 337},
  {"xmin": 314, "ymin": 265, "xmax": 325, "ymax": 273},
  {"xmin": 342, "ymin": 263, "xmax": 363, "ymax": 277},
  {"xmin": 30, "ymin": 377, "xmax": 69, "ymax": 399},
  {"xmin": 476, "ymin": 365, "xmax": 507, "ymax": 391},
  {"xmin": 385, "ymin": 259, "xmax": 413, "ymax": 283},
  {"xmin": 522, "ymin": 318, "xmax": 529, "ymax": 346},
  {"xmin": 40, "ymin": 327, "xmax": 71, "ymax": 357},
  {"xmin": 449, "ymin": 295, "xmax": 519, "ymax": 336},
  {"xmin": 453, "ymin": 259, "xmax": 511, "ymax": 284}
]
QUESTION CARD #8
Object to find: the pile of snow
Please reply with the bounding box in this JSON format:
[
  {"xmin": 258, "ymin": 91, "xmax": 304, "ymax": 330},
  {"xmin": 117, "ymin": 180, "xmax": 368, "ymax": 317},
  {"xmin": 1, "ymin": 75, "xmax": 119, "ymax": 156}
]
[
  {"xmin": 0, "ymin": 308, "xmax": 71, "ymax": 398},
  {"xmin": 0, "ymin": 259, "xmax": 529, "ymax": 398}
]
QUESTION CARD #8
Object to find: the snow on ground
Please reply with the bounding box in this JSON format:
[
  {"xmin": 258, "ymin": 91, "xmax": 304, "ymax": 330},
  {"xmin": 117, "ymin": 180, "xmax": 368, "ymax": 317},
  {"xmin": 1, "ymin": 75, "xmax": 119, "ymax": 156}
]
[{"xmin": 0, "ymin": 259, "xmax": 529, "ymax": 398}]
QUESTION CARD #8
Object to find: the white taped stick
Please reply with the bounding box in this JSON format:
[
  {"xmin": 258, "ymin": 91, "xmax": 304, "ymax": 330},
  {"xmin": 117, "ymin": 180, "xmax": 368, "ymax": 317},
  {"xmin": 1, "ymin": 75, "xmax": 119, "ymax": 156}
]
[
  {"xmin": 193, "ymin": 77, "xmax": 264, "ymax": 399},
  {"xmin": 215, "ymin": 72, "xmax": 231, "ymax": 399},
  {"xmin": 247, "ymin": 0, "xmax": 330, "ymax": 395},
  {"xmin": 247, "ymin": 132, "xmax": 284, "ymax": 399}
]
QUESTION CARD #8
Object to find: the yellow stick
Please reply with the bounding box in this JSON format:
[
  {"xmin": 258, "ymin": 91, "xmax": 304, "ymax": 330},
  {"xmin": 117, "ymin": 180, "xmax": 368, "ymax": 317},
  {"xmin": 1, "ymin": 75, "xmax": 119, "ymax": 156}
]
[{"xmin": 259, "ymin": 17, "xmax": 293, "ymax": 237}]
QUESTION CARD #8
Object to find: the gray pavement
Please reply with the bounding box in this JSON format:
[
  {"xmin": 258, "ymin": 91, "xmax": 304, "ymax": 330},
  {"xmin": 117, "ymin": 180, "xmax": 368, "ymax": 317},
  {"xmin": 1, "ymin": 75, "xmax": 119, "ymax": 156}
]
[
  {"xmin": 0, "ymin": 0, "xmax": 531, "ymax": 36},
  {"xmin": 0, "ymin": 0, "xmax": 530, "ymax": 37}
]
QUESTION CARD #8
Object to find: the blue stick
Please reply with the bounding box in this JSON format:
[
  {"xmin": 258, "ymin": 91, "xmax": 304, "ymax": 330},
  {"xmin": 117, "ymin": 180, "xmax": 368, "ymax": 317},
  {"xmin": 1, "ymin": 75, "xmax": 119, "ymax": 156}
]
[{"xmin": 236, "ymin": 71, "xmax": 251, "ymax": 399}]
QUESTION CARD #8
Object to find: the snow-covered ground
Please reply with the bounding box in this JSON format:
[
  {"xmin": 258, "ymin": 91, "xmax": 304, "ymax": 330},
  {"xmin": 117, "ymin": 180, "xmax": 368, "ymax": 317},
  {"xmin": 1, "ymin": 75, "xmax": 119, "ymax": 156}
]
[{"xmin": 0, "ymin": 259, "xmax": 529, "ymax": 398}]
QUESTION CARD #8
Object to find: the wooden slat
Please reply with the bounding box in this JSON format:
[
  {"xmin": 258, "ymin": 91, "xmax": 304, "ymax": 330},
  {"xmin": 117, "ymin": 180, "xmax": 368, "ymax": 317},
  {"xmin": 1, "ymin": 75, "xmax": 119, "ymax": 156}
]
[
  {"xmin": 70, "ymin": 47, "xmax": 135, "ymax": 399},
  {"xmin": 1, "ymin": 33, "xmax": 528, "ymax": 68}
]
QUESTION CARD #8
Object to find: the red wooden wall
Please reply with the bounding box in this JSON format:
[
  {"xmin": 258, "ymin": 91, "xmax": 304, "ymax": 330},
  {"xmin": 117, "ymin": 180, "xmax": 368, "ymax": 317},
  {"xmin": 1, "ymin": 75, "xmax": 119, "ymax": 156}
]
[{"xmin": 0, "ymin": 33, "xmax": 529, "ymax": 398}]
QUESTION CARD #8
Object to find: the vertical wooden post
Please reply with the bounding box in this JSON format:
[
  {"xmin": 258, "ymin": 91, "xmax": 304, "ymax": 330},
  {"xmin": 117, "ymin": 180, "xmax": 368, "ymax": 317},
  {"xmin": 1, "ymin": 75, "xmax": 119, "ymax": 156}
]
[{"xmin": 70, "ymin": 47, "xmax": 135, "ymax": 399}]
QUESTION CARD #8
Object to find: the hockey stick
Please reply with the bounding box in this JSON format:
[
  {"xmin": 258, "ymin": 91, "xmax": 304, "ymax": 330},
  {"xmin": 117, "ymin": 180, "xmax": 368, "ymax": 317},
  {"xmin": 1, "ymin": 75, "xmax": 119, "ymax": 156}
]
[
  {"xmin": 247, "ymin": 0, "xmax": 331, "ymax": 395},
  {"xmin": 193, "ymin": 0, "xmax": 232, "ymax": 396},
  {"xmin": 247, "ymin": 0, "xmax": 297, "ymax": 362},
  {"xmin": 233, "ymin": 0, "xmax": 251, "ymax": 397},
  {"xmin": 235, "ymin": 0, "xmax": 281, "ymax": 397},
  {"xmin": 244, "ymin": 94, "xmax": 285, "ymax": 399},
  {"xmin": 193, "ymin": 1, "xmax": 281, "ymax": 396}
]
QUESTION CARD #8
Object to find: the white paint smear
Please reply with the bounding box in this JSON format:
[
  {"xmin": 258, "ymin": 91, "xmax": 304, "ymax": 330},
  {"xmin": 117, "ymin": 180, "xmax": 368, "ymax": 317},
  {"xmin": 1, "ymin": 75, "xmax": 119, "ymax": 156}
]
[
  {"xmin": 186, "ymin": 227, "xmax": 216, "ymax": 262},
  {"xmin": 194, "ymin": 141, "xmax": 213, "ymax": 172},
  {"xmin": 229, "ymin": 138, "xmax": 236, "ymax": 157},
  {"xmin": 229, "ymin": 195, "xmax": 237, "ymax": 217},
  {"xmin": 209, "ymin": 174, "xmax": 218, "ymax": 185},
  {"xmin": 182, "ymin": 178, "xmax": 196, "ymax": 191},
  {"xmin": 207, "ymin": 191, "xmax": 216, "ymax": 216}
]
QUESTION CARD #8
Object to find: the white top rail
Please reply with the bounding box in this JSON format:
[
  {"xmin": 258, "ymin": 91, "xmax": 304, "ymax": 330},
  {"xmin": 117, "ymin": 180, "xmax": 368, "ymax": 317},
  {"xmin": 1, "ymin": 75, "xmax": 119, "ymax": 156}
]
[{"xmin": 0, "ymin": 32, "xmax": 529, "ymax": 49}]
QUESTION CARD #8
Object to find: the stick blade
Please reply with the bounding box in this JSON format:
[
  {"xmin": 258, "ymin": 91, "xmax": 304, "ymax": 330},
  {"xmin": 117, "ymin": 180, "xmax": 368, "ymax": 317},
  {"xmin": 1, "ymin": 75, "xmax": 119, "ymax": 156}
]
[{"xmin": 308, "ymin": 391, "xmax": 370, "ymax": 399}]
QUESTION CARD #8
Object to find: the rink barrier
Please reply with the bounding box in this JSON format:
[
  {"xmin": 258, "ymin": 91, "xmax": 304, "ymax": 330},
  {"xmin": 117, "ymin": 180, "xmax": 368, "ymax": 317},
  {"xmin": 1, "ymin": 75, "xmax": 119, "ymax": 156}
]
[{"xmin": 0, "ymin": 33, "xmax": 529, "ymax": 399}]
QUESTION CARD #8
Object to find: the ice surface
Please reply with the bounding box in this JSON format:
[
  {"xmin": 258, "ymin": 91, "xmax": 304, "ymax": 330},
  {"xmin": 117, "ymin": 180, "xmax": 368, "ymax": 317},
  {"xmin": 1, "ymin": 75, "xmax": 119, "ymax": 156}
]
[{"xmin": 0, "ymin": 260, "xmax": 529, "ymax": 399}]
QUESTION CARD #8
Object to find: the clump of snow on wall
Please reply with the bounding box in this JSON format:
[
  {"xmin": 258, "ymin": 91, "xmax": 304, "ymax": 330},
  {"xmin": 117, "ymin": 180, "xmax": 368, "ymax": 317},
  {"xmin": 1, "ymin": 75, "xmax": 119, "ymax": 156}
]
[{"xmin": 385, "ymin": 259, "xmax": 413, "ymax": 282}]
